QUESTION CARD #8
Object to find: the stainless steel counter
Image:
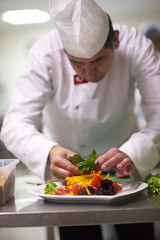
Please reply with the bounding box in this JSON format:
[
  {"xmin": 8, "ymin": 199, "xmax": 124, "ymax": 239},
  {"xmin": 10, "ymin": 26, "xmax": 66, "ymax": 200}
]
[{"xmin": 0, "ymin": 165, "xmax": 160, "ymax": 228}]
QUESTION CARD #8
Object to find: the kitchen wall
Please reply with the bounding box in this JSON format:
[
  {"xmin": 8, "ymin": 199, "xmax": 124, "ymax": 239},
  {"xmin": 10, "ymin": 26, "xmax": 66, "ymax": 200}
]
[{"xmin": 0, "ymin": 22, "xmax": 54, "ymax": 116}]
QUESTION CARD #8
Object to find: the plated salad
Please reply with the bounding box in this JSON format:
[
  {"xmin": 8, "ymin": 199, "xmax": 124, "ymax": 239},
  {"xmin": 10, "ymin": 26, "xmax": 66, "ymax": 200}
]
[{"xmin": 44, "ymin": 150, "xmax": 122, "ymax": 196}]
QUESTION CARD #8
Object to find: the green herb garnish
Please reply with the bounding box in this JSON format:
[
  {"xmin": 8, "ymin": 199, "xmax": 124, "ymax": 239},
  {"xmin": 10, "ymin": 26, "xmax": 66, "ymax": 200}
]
[
  {"xmin": 69, "ymin": 149, "xmax": 98, "ymax": 174},
  {"xmin": 147, "ymin": 172, "xmax": 160, "ymax": 195},
  {"xmin": 44, "ymin": 180, "xmax": 58, "ymax": 194}
]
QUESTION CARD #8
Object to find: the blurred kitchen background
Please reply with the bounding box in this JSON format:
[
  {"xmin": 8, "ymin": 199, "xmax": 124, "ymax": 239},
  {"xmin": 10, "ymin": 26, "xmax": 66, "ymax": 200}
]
[{"xmin": 0, "ymin": 0, "xmax": 160, "ymax": 239}]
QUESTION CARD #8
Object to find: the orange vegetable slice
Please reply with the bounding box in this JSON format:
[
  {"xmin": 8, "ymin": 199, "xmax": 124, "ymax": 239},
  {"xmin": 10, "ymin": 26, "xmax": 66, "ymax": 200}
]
[
  {"xmin": 90, "ymin": 174, "xmax": 102, "ymax": 188},
  {"xmin": 113, "ymin": 182, "xmax": 122, "ymax": 191}
]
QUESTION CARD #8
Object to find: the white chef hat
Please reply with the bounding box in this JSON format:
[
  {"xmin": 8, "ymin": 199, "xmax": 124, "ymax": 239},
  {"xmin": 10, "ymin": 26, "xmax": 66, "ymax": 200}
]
[{"xmin": 49, "ymin": 0, "xmax": 109, "ymax": 58}]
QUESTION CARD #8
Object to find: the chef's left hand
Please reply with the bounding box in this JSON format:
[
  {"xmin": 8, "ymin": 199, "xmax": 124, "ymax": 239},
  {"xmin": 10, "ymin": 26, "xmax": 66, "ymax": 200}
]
[{"xmin": 95, "ymin": 148, "xmax": 135, "ymax": 175}]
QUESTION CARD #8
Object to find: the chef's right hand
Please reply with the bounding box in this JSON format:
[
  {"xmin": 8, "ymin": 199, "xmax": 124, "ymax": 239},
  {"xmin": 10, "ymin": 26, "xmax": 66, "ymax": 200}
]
[{"xmin": 48, "ymin": 145, "xmax": 80, "ymax": 179}]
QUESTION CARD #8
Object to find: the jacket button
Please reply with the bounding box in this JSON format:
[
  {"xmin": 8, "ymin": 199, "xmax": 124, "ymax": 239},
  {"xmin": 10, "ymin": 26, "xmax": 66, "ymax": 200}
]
[{"xmin": 75, "ymin": 105, "xmax": 79, "ymax": 110}]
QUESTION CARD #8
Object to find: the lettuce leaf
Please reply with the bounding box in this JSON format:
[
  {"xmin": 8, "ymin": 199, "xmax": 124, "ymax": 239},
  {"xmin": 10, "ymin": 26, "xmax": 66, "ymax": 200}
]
[
  {"xmin": 44, "ymin": 180, "xmax": 58, "ymax": 194},
  {"xmin": 147, "ymin": 172, "xmax": 160, "ymax": 195}
]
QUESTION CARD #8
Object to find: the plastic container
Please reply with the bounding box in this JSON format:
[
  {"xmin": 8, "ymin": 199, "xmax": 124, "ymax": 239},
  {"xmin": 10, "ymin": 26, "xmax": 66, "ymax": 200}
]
[{"xmin": 0, "ymin": 159, "xmax": 19, "ymax": 205}]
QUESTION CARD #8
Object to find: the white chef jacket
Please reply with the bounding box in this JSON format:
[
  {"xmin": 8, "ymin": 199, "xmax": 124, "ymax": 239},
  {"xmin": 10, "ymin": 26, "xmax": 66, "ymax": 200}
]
[{"xmin": 1, "ymin": 24, "xmax": 160, "ymax": 181}]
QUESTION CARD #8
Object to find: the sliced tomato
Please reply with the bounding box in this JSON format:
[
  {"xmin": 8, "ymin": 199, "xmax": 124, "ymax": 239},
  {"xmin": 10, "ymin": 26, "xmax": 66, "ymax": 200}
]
[
  {"xmin": 72, "ymin": 183, "xmax": 83, "ymax": 195},
  {"xmin": 90, "ymin": 175, "xmax": 102, "ymax": 188},
  {"xmin": 115, "ymin": 173, "xmax": 129, "ymax": 178},
  {"xmin": 54, "ymin": 186, "xmax": 72, "ymax": 195}
]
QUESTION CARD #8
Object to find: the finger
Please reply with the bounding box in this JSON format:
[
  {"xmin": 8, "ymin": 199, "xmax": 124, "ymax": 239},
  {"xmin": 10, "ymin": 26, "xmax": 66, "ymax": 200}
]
[
  {"xmin": 100, "ymin": 152, "xmax": 124, "ymax": 171},
  {"xmin": 95, "ymin": 148, "xmax": 119, "ymax": 171},
  {"xmin": 50, "ymin": 158, "xmax": 79, "ymax": 178},
  {"xmin": 57, "ymin": 159, "xmax": 79, "ymax": 175},
  {"xmin": 95, "ymin": 148, "xmax": 119, "ymax": 164},
  {"xmin": 116, "ymin": 158, "xmax": 132, "ymax": 171},
  {"xmin": 123, "ymin": 164, "xmax": 135, "ymax": 175},
  {"xmin": 50, "ymin": 165, "xmax": 77, "ymax": 179}
]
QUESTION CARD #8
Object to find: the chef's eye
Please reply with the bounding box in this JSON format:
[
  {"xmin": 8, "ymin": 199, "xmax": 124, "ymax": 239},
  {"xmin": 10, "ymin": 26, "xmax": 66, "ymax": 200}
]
[
  {"xmin": 71, "ymin": 60, "xmax": 84, "ymax": 65},
  {"xmin": 92, "ymin": 57, "xmax": 104, "ymax": 64}
]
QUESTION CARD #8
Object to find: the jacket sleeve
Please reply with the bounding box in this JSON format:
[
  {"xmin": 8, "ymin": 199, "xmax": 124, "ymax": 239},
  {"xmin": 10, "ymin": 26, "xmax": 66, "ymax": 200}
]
[
  {"xmin": 120, "ymin": 29, "xmax": 160, "ymax": 180},
  {"xmin": 1, "ymin": 51, "xmax": 57, "ymax": 181}
]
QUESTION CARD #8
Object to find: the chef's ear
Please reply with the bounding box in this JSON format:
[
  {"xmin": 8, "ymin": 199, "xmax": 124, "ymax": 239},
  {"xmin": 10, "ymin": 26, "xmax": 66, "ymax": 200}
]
[{"xmin": 112, "ymin": 30, "xmax": 119, "ymax": 49}]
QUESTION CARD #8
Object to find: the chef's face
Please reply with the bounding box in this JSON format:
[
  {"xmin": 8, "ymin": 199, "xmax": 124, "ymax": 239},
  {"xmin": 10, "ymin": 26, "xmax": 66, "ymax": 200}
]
[{"xmin": 66, "ymin": 30, "xmax": 119, "ymax": 83}]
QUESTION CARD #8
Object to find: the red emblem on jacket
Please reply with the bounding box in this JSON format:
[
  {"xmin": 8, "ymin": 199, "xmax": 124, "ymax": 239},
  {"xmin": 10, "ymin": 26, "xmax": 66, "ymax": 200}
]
[{"xmin": 74, "ymin": 74, "xmax": 88, "ymax": 85}]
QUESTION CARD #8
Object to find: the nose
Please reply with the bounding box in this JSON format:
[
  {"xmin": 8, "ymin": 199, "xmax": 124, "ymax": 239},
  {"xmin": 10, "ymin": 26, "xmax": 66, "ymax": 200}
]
[{"xmin": 83, "ymin": 63, "xmax": 95, "ymax": 76}]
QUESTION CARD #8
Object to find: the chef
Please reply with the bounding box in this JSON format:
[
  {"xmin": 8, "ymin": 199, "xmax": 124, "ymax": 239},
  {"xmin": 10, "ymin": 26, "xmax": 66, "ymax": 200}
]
[{"xmin": 1, "ymin": 0, "xmax": 159, "ymax": 239}]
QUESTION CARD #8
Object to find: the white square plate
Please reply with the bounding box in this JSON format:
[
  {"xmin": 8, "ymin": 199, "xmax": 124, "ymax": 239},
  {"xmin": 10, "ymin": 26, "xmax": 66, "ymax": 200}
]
[{"xmin": 29, "ymin": 181, "xmax": 148, "ymax": 203}]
